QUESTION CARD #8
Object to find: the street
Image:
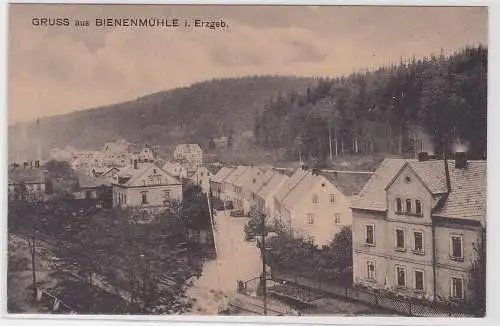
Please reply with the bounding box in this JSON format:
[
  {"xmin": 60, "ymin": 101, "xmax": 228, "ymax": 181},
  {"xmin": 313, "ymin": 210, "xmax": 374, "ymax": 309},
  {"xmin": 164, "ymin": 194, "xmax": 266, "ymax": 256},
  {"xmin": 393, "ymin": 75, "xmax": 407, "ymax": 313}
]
[{"xmin": 185, "ymin": 210, "xmax": 262, "ymax": 315}]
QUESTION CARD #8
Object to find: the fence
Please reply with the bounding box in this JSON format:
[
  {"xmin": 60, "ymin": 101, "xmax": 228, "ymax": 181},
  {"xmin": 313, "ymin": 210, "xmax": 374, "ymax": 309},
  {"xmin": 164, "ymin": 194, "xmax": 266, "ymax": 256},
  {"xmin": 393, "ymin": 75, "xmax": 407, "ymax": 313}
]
[
  {"xmin": 35, "ymin": 287, "xmax": 76, "ymax": 314},
  {"xmin": 271, "ymin": 269, "xmax": 474, "ymax": 317}
]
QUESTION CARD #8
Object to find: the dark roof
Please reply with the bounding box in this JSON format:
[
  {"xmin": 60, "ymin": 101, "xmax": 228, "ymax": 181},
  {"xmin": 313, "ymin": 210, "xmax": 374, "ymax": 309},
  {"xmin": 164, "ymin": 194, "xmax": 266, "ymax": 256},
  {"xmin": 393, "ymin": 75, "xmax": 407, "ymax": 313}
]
[
  {"xmin": 319, "ymin": 171, "xmax": 373, "ymax": 197},
  {"xmin": 8, "ymin": 167, "xmax": 46, "ymax": 185},
  {"xmin": 78, "ymin": 174, "xmax": 110, "ymax": 189},
  {"xmin": 204, "ymin": 164, "xmax": 221, "ymax": 175},
  {"xmin": 351, "ymin": 158, "xmax": 486, "ymax": 223}
]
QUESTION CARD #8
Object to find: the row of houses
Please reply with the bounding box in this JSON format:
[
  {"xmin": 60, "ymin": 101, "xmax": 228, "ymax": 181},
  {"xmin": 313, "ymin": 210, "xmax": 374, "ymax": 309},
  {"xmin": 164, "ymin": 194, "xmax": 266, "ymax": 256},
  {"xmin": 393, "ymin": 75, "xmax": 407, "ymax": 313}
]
[
  {"xmin": 210, "ymin": 163, "xmax": 369, "ymax": 246},
  {"xmin": 210, "ymin": 151, "xmax": 486, "ymax": 306}
]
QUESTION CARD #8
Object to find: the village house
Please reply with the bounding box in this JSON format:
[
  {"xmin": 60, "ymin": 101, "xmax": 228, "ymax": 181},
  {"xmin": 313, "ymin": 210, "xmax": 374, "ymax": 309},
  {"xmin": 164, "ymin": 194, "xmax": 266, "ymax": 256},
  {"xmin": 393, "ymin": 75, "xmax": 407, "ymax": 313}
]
[
  {"xmin": 255, "ymin": 171, "xmax": 290, "ymax": 217},
  {"xmin": 72, "ymin": 150, "xmax": 106, "ymax": 175},
  {"xmin": 234, "ymin": 168, "xmax": 275, "ymax": 214},
  {"xmin": 189, "ymin": 165, "xmax": 220, "ymax": 193},
  {"xmin": 137, "ymin": 145, "xmax": 156, "ymax": 163},
  {"xmin": 210, "ymin": 166, "xmax": 234, "ymax": 200},
  {"xmin": 112, "ymin": 161, "xmax": 183, "ymax": 214},
  {"xmin": 163, "ymin": 161, "xmax": 188, "ymax": 179},
  {"xmin": 102, "ymin": 139, "xmax": 132, "ymax": 167},
  {"xmin": 350, "ymin": 153, "xmax": 486, "ymax": 305},
  {"xmin": 273, "ymin": 166, "xmax": 354, "ymax": 246},
  {"xmin": 221, "ymin": 166, "xmax": 249, "ymax": 206},
  {"xmin": 77, "ymin": 173, "xmax": 114, "ymax": 208},
  {"xmin": 8, "ymin": 161, "xmax": 46, "ymax": 202},
  {"xmin": 173, "ymin": 144, "xmax": 203, "ymax": 172}
]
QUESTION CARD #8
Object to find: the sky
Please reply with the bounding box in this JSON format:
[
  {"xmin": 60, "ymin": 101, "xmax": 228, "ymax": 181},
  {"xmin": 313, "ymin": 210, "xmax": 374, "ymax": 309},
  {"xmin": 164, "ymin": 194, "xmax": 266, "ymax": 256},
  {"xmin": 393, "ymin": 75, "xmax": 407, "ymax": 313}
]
[{"xmin": 7, "ymin": 4, "xmax": 488, "ymax": 126}]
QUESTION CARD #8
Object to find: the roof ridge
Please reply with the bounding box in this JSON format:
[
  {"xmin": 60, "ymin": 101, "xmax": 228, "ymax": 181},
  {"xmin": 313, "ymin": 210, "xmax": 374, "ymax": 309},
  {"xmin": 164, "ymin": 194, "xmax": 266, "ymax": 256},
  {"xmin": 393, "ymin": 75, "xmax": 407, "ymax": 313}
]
[{"xmin": 281, "ymin": 170, "xmax": 311, "ymax": 202}]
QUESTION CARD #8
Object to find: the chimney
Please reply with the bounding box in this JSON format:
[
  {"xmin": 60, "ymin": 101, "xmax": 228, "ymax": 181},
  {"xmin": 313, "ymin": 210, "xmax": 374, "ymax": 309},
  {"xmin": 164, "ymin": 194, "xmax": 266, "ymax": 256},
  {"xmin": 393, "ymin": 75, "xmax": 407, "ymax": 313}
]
[
  {"xmin": 134, "ymin": 160, "xmax": 138, "ymax": 169},
  {"xmin": 455, "ymin": 152, "xmax": 467, "ymax": 169},
  {"xmin": 418, "ymin": 152, "xmax": 429, "ymax": 162}
]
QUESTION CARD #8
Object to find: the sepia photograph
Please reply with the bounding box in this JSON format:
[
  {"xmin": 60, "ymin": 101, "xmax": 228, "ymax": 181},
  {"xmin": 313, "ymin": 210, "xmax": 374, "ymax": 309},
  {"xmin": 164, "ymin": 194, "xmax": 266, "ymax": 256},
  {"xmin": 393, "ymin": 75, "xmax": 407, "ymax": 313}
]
[{"xmin": 4, "ymin": 2, "xmax": 488, "ymax": 319}]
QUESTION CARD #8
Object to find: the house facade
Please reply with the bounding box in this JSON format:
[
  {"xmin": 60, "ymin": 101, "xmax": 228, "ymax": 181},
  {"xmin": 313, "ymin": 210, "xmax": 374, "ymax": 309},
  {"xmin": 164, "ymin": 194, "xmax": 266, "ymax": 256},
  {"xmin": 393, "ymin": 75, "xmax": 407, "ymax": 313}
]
[
  {"xmin": 210, "ymin": 166, "xmax": 234, "ymax": 199},
  {"xmin": 256, "ymin": 171, "xmax": 289, "ymax": 217},
  {"xmin": 163, "ymin": 161, "xmax": 188, "ymax": 179},
  {"xmin": 190, "ymin": 166, "xmax": 217, "ymax": 193},
  {"xmin": 173, "ymin": 144, "xmax": 203, "ymax": 172},
  {"xmin": 273, "ymin": 167, "xmax": 353, "ymax": 247},
  {"xmin": 8, "ymin": 163, "xmax": 46, "ymax": 202},
  {"xmin": 222, "ymin": 166, "xmax": 249, "ymax": 206},
  {"xmin": 112, "ymin": 162, "xmax": 183, "ymax": 213},
  {"xmin": 350, "ymin": 154, "xmax": 486, "ymax": 305}
]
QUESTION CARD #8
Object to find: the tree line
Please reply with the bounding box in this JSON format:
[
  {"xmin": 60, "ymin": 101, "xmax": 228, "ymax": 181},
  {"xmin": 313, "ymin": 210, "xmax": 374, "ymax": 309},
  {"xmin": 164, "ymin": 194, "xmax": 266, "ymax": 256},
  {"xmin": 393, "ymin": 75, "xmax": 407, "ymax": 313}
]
[{"xmin": 254, "ymin": 46, "xmax": 487, "ymax": 164}]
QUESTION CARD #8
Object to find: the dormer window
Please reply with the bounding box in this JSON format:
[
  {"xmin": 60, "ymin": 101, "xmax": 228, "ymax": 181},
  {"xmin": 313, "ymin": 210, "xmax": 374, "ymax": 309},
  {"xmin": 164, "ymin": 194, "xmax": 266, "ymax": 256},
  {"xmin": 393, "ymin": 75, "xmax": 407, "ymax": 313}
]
[
  {"xmin": 395, "ymin": 198, "xmax": 402, "ymax": 213},
  {"xmin": 405, "ymin": 199, "xmax": 412, "ymax": 214},
  {"xmin": 415, "ymin": 200, "xmax": 422, "ymax": 216}
]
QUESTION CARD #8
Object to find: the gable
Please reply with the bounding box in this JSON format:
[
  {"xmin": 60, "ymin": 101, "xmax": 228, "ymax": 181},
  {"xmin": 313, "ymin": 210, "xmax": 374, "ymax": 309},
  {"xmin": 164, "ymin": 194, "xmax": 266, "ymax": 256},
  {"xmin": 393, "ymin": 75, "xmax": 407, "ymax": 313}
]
[{"xmin": 125, "ymin": 164, "xmax": 180, "ymax": 187}]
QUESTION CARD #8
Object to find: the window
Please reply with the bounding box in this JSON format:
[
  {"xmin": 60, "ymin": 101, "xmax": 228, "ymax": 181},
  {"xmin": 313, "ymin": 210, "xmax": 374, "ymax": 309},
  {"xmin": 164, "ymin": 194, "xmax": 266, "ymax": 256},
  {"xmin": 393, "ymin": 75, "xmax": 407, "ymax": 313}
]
[
  {"xmin": 367, "ymin": 261, "xmax": 376, "ymax": 280},
  {"xmin": 334, "ymin": 213, "xmax": 341, "ymax": 225},
  {"xmin": 395, "ymin": 229, "xmax": 405, "ymax": 249},
  {"xmin": 395, "ymin": 198, "xmax": 402, "ymax": 213},
  {"xmin": 451, "ymin": 277, "xmax": 464, "ymax": 299},
  {"xmin": 450, "ymin": 235, "xmax": 463, "ymax": 260},
  {"xmin": 415, "ymin": 200, "xmax": 422, "ymax": 216},
  {"xmin": 201, "ymin": 172, "xmax": 204, "ymax": 177},
  {"xmin": 312, "ymin": 194, "xmax": 319, "ymax": 204},
  {"xmin": 406, "ymin": 199, "xmax": 412, "ymax": 214},
  {"xmin": 207, "ymin": 172, "xmax": 210, "ymax": 176},
  {"xmin": 415, "ymin": 270, "xmax": 424, "ymax": 291},
  {"xmin": 306, "ymin": 214, "xmax": 314, "ymax": 225},
  {"xmin": 329, "ymin": 194, "xmax": 335, "ymax": 204},
  {"xmin": 413, "ymin": 231, "xmax": 424, "ymax": 254},
  {"xmin": 153, "ymin": 169, "xmax": 157, "ymax": 174},
  {"xmin": 396, "ymin": 266, "xmax": 406, "ymax": 287},
  {"xmin": 141, "ymin": 192, "xmax": 148, "ymax": 205},
  {"xmin": 365, "ymin": 225, "xmax": 375, "ymax": 245},
  {"xmin": 163, "ymin": 190, "xmax": 171, "ymax": 201}
]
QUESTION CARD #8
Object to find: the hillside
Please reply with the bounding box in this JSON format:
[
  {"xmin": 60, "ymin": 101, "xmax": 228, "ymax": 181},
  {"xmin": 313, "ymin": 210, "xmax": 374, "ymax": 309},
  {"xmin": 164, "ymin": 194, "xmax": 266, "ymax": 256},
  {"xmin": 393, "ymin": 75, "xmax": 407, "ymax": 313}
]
[
  {"xmin": 9, "ymin": 76, "xmax": 315, "ymax": 161},
  {"xmin": 255, "ymin": 46, "xmax": 487, "ymax": 165}
]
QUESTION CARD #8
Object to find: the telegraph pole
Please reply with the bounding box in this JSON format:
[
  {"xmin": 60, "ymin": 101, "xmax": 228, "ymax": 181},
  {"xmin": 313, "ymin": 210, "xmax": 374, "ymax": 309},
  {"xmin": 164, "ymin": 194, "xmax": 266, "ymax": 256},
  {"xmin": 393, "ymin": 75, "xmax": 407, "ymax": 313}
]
[
  {"xmin": 329, "ymin": 110, "xmax": 333, "ymax": 162},
  {"xmin": 260, "ymin": 212, "xmax": 268, "ymax": 315}
]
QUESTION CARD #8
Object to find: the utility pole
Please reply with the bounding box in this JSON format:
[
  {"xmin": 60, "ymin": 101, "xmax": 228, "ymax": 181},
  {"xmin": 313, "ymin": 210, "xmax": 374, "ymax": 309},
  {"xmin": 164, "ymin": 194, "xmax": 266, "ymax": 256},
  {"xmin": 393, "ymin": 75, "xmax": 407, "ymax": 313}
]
[
  {"xmin": 29, "ymin": 225, "xmax": 37, "ymax": 300},
  {"xmin": 329, "ymin": 110, "xmax": 333, "ymax": 162},
  {"xmin": 260, "ymin": 212, "xmax": 268, "ymax": 315}
]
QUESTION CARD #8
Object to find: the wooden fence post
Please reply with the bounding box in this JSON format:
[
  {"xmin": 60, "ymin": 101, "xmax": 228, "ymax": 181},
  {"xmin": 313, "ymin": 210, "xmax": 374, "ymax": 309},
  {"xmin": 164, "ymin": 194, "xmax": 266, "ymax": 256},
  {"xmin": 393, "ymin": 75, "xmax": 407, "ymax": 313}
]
[{"xmin": 408, "ymin": 299, "xmax": 412, "ymax": 316}]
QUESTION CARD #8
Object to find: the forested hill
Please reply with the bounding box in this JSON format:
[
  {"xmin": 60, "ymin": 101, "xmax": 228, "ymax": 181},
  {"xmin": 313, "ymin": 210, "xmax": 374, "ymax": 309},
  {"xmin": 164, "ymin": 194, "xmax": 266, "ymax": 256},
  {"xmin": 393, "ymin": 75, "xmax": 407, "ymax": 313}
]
[
  {"xmin": 255, "ymin": 46, "xmax": 487, "ymax": 164},
  {"xmin": 9, "ymin": 76, "xmax": 314, "ymax": 160}
]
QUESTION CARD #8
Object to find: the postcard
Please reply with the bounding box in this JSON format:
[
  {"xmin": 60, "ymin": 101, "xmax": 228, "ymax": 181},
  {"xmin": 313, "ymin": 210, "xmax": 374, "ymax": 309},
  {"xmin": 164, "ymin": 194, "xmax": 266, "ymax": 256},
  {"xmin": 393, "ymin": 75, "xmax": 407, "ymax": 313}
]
[{"xmin": 4, "ymin": 1, "xmax": 488, "ymax": 322}]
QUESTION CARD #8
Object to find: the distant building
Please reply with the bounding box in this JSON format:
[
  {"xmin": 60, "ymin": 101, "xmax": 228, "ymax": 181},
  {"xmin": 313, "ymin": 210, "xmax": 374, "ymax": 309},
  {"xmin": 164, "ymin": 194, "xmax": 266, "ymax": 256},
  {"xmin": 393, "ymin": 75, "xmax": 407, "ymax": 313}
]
[
  {"xmin": 190, "ymin": 165, "xmax": 220, "ymax": 193},
  {"xmin": 8, "ymin": 161, "xmax": 46, "ymax": 202},
  {"xmin": 102, "ymin": 139, "xmax": 132, "ymax": 167},
  {"xmin": 137, "ymin": 145, "xmax": 155, "ymax": 163},
  {"xmin": 112, "ymin": 162, "xmax": 183, "ymax": 214},
  {"xmin": 163, "ymin": 161, "xmax": 188, "ymax": 179},
  {"xmin": 174, "ymin": 144, "xmax": 203, "ymax": 172},
  {"xmin": 350, "ymin": 153, "xmax": 486, "ymax": 305},
  {"xmin": 77, "ymin": 173, "xmax": 114, "ymax": 208},
  {"xmin": 210, "ymin": 166, "xmax": 234, "ymax": 199},
  {"xmin": 222, "ymin": 166, "xmax": 249, "ymax": 206}
]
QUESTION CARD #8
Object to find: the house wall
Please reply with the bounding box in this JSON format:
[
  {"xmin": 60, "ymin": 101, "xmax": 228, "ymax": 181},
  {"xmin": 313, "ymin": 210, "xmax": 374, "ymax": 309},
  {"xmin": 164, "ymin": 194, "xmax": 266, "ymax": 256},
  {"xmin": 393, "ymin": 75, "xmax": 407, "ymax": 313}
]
[
  {"xmin": 290, "ymin": 179, "xmax": 352, "ymax": 247},
  {"xmin": 113, "ymin": 184, "xmax": 182, "ymax": 208},
  {"xmin": 353, "ymin": 209, "xmax": 435, "ymax": 300},
  {"xmin": 352, "ymin": 166, "xmax": 483, "ymax": 304}
]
